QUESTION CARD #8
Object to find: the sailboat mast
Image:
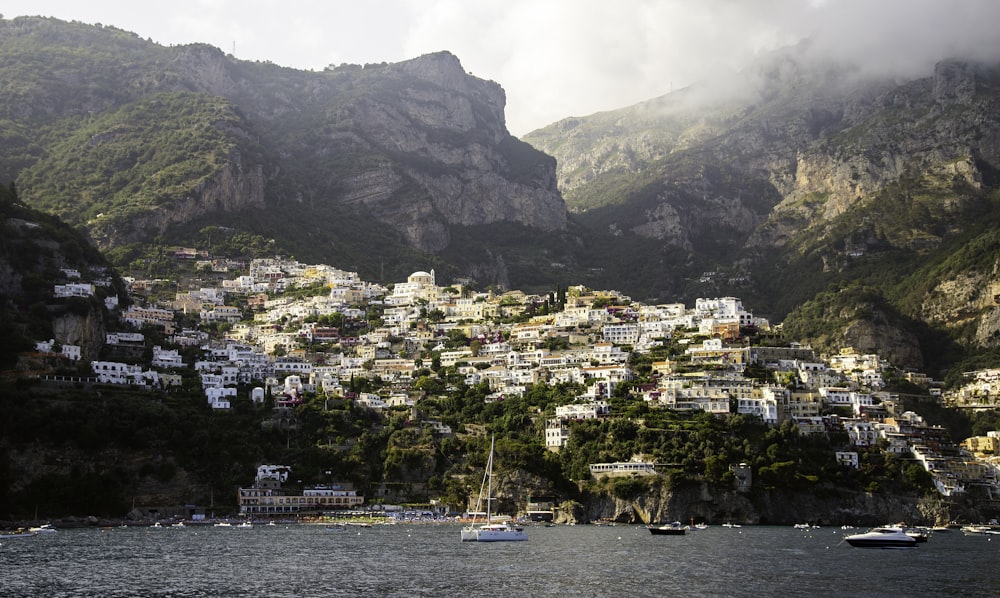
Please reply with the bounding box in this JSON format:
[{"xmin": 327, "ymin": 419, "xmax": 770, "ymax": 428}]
[{"xmin": 486, "ymin": 435, "xmax": 495, "ymax": 523}]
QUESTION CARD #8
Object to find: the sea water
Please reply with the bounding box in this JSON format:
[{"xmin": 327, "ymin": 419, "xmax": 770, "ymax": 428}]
[{"xmin": 1, "ymin": 523, "xmax": 997, "ymax": 597}]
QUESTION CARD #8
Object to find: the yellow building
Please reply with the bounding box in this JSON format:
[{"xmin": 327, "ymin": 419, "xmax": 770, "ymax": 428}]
[{"xmin": 961, "ymin": 433, "xmax": 1000, "ymax": 456}]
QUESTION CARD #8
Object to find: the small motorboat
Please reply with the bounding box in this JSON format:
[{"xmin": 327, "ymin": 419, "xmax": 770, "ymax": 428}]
[
  {"xmin": 844, "ymin": 527, "xmax": 918, "ymax": 548},
  {"xmin": 0, "ymin": 528, "xmax": 37, "ymax": 539},
  {"xmin": 648, "ymin": 522, "xmax": 688, "ymax": 535},
  {"xmin": 904, "ymin": 527, "xmax": 930, "ymax": 543}
]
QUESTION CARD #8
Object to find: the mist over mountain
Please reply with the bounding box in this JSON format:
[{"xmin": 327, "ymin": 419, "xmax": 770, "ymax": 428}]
[{"xmin": 524, "ymin": 41, "xmax": 1000, "ymax": 374}]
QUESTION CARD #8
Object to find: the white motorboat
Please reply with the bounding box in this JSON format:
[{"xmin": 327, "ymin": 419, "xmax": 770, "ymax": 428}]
[
  {"xmin": 460, "ymin": 435, "xmax": 527, "ymax": 542},
  {"xmin": 960, "ymin": 524, "xmax": 1000, "ymax": 535},
  {"xmin": 844, "ymin": 527, "xmax": 918, "ymax": 548}
]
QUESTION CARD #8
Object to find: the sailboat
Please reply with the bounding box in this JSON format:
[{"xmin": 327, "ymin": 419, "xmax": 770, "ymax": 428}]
[{"xmin": 460, "ymin": 436, "xmax": 528, "ymax": 542}]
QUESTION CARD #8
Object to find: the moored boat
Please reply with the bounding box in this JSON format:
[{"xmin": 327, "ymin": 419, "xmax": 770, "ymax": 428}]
[
  {"xmin": 466, "ymin": 520, "xmax": 528, "ymax": 542},
  {"xmin": 0, "ymin": 528, "xmax": 37, "ymax": 539},
  {"xmin": 904, "ymin": 527, "xmax": 931, "ymax": 542},
  {"xmin": 844, "ymin": 527, "xmax": 918, "ymax": 548},
  {"xmin": 960, "ymin": 524, "xmax": 1000, "ymax": 535},
  {"xmin": 28, "ymin": 524, "xmax": 57, "ymax": 534},
  {"xmin": 648, "ymin": 521, "xmax": 688, "ymax": 535},
  {"xmin": 460, "ymin": 436, "xmax": 528, "ymax": 543}
]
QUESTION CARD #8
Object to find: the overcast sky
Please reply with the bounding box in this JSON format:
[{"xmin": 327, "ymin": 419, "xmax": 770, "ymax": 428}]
[{"xmin": 5, "ymin": 0, "xmax": 1000, "ymax": 135}]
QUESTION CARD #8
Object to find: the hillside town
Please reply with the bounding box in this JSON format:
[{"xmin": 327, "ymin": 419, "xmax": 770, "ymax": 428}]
[{"xmin": 34, "ymin": 254, "xmax": 1000, "ymax": 505}]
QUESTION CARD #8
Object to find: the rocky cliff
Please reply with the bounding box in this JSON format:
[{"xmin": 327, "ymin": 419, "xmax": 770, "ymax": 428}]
[
  {"xmin": 0, "ymin": 17, "xmax": 566, "ymax": 267},
  {"xmin": 292, "ymin": 52, "xmax": 566, "ymax": 252},
  {"xmin": 561, "ymin": 482, "xmax": 975, "ymax": 528},
  {"xmin": 528, "ymin": 57, "xmax": 1000, "ymax": 253},
  {"xmin": 524, "ymin": 51, "xmax": 1000, "ymax": 369}
]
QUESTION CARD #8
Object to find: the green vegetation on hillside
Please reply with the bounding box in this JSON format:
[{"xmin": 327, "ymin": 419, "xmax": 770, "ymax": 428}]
[
  {"xmin": 18, "ymin": 91, "xmax": 261, "ymax": 231},
  {"xmin": 0, "ymin": 372, "xmax": 960, "ymax": 520}
]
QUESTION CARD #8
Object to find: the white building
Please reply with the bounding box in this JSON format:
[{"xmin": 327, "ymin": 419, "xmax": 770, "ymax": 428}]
[
  {"xmin": 545, "ymin": 418, "xmax": 571, "ymax": 450},
  {"xmin": 602, "ymin": 323, "xmax": 640, "ymax": 345},
  {"xmin": 151, "ymin": 345, "xmax": 184, "ymax": 369},
  {"xmin": 256, "ymin": 464, "xmax": 291, "ymax": 484},
  {"xmin": 54, "ymin": 282, "xmax": 95, "ymax": 298},
  {"xmin": 91, "ymin": 361, "xmax": 159, "ymax": 386},
  {"xmin": 386, "ymin": 270, "xmax": 438, "ymax": 305},
  {"xmin": 34, "ymin": 339, "xmax": 82, "ymax": 361},
  {"xmin": 555, "ymin": 400, "xmax": 610, "ymax": 420},
  {"xmin": 206, "ymin": 386, "xmax": 236, "ymax": 409},
  {"xmin": 736, "ymin": 396, "xmax": 779, "ymax": 424},
  {"xmin": 819, "ymin": 387, "xmax": 874, "ymax": 415},
  {"xmin": 843, "ymin": 420, "xmax": 878, "ymax": 447}
]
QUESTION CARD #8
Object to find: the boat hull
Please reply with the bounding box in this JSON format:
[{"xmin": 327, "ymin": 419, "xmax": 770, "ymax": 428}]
[
  {"xmin": 461, "ymin": 524, "xmax": 528, "ymax": 542},
  {"xmin": 470, "ymin": 529, "xmax": 528, "ymax": 542},
  {"xmin": 845, "ymin": 538, "xmax": 918, "ymax": 548},
  {"xmin": 648, "ymin": 526, "xmax": 686, "ymax": 536},
  {"xmin": 844, "ymin": 528, "xmax": 918, "ymax": 548}
]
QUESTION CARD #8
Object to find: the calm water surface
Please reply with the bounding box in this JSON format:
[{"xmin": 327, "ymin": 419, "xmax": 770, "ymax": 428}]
[{"xmin": 2, "ymin": 523, "xmax": 997, "ymax": 597}]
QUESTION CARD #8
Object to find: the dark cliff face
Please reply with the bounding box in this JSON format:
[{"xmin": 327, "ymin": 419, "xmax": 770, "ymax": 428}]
[
  {"xmin": 0, "ymin": 193, "xmax": 122, "ymax": 367},
  {"xmin": 0, "ymin": 17, "xmax": 566, "ymax": 262},
  {"xmin": 252, "ymin": 51, "xmax": 567, "ymax": 253}
]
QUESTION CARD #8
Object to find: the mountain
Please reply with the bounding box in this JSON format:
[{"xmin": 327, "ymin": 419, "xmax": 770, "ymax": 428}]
[
  {"xmin": 0, "ymin": 16, "xmax": 567, "ymax": 286},
  {"xmin": 524, "ymin": 48, "xmax": 1000, "ymax": 374},
  {"xmin": 4, "ymin": 16, "xmax": 1000, "ymax": 375}
]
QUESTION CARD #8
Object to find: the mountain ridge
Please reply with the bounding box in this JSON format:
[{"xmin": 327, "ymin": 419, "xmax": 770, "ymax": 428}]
[
  {"xmin": 0, "ymin": 16, "xmax": 566, "ymax": 284},
  {"xmin": 4, "ymin": 16, "xmax": 1000, "ymax": 375},
  {"xmin": 524, "ymin": 53, "xmax": 1000, "ymax": 373}
]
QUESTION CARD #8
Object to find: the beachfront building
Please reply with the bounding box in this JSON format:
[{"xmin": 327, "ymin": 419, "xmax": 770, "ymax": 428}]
[{"xmin": 588, "ymin": 461, "xmax": 658, "ymax": 478}]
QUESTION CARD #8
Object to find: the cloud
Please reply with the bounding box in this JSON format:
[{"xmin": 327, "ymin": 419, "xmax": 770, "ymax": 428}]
[{"xmin": 775, "ymin": 0, "xmax": 1000, "ymax": 84}]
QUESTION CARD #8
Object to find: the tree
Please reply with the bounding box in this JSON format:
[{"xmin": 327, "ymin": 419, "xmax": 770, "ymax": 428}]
[{"xmin": 199, "ymin": 226, "xmax": 219, "ymax": 254}]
